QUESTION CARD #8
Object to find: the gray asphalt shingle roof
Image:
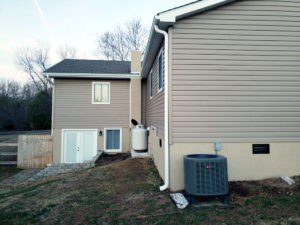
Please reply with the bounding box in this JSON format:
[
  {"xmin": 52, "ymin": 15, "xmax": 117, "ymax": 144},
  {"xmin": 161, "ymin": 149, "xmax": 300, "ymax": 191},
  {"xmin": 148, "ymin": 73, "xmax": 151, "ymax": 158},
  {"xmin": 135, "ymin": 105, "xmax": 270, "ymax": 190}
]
[{"xmin": 44, "ymin": 59, "xmax": 131, "ymax": 74}]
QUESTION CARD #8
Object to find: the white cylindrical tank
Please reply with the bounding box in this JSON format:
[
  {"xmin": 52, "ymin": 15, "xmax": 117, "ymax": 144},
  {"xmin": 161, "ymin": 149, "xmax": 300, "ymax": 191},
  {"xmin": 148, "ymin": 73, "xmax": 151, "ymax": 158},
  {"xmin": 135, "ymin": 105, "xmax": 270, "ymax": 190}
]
[{"xmin": 132, "ymin": 125, "xmax": 148, "ymax": 151}]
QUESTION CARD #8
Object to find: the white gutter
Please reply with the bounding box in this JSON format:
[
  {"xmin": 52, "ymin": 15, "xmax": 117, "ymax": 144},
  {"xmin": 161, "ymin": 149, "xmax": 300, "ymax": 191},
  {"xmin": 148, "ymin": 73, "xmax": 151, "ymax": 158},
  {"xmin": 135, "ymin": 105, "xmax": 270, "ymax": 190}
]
[
  {"xmin": 154, "ymin": 24, "xmax": 169, "ymax": 191},
  {"xmin": 43, "ymin": 72, "xmax": 140, "ymax": 79}
]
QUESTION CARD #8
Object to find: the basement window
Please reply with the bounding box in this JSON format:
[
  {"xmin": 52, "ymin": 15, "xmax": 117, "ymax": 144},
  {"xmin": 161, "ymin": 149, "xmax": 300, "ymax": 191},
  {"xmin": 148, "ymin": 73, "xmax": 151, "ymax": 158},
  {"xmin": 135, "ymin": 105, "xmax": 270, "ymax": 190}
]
[{"xmin": 92, "ymin": 82, "xmax": 110, "ymax": 104}]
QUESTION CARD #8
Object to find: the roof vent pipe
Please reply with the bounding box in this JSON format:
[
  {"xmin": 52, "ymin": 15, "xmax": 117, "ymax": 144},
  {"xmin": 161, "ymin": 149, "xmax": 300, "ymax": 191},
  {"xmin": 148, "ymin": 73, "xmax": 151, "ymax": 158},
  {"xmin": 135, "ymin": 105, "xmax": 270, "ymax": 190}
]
[{"xmin": 154, "ymin": 24, "xmax": 169, "ymax": 191}]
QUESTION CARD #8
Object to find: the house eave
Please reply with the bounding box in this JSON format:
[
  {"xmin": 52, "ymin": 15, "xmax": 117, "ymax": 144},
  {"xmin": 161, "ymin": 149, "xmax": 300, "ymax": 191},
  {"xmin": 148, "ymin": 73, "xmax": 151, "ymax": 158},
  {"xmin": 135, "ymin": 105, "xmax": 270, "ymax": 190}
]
[
  {"xmin": 141, "ymin": 0, "xmax": 236, "ymax": 78},
  {"xmin": 157, "ymin": 0, "xmax": 235, "ymax": 24},
  {"xmin": 43, "ymin": 72, "xmax": 140, "ymax": 79}
]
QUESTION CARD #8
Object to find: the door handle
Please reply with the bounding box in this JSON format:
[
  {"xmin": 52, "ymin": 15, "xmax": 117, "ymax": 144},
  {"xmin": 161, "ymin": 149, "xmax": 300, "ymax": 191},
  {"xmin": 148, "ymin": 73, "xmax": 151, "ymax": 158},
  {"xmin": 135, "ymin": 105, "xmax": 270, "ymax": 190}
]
[{"xmin": 77, "ymin": 147, "xmax": 79, "ymax": 152}]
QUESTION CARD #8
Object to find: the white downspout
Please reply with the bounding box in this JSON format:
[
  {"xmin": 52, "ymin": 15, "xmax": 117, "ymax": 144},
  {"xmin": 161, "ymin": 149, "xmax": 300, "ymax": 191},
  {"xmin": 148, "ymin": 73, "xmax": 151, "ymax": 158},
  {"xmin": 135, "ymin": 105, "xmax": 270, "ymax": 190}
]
[
  {"xmin": 46, "ymin": 75, "xmax": 54, "ymax": 136},
  {"xmin": 154, "ymin": 24, "xmax": 169, "ymax": 191}
]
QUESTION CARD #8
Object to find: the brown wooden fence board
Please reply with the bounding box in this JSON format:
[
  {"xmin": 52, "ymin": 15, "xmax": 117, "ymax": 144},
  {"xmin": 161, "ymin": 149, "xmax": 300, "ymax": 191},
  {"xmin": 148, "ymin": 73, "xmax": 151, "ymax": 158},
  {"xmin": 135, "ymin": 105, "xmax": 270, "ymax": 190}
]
[{"xmin": 17, "ymin": 135, "xmax": 53, "ymax": 169}]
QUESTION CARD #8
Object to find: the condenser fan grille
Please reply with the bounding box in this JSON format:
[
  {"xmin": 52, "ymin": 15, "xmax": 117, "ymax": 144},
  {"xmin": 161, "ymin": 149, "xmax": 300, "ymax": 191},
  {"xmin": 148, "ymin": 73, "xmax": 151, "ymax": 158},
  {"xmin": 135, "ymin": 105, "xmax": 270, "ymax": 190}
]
[
  {"xmin": 195, "ymin": 161, "xmax": 227, "ymax": 195},
  {"xmin": 184, "ymin": 154, "xmax": 228, "ymax": 196}
]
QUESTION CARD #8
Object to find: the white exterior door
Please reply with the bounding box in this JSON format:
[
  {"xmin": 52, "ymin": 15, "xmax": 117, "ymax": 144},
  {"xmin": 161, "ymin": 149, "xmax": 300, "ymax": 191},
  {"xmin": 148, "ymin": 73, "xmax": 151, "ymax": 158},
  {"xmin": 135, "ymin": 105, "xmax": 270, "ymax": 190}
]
[{"xmin": 62, "ymin": 130, "xmax": 97, "ymax": 163}]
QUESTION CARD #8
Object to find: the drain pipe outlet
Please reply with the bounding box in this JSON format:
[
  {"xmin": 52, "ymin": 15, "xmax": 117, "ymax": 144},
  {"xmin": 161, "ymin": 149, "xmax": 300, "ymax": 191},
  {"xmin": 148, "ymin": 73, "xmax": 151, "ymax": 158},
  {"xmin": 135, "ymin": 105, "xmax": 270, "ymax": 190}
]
[{"xmin": 154, "ymin": 24, "xmax": 169, "ymax": 191}]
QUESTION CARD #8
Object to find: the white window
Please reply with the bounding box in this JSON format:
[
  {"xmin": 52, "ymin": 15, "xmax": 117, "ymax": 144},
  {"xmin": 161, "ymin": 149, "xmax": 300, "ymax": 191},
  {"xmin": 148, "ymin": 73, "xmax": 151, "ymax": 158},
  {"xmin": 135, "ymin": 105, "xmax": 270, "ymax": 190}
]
[
  {"xmin": 158, "ymin": 53, "xmax": 163, "ymax": 92},
  {"xmin": 92, "ymin": 82, "xmax": 110, "ymax": 104},
  {"xmin": 150, "ymin": 70, "xmax": 153, "ymax": 99},
  {"xmin": 104, "ymin": 128, "xmax": 122, "ymax": 152}
]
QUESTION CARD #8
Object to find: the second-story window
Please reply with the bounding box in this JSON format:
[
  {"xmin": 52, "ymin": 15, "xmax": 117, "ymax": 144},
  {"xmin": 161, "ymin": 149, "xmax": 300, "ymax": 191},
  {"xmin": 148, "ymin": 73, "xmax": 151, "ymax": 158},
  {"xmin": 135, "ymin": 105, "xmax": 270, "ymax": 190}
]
[
  {"xmin": 92, "ymin": 82, "xmax": 110, "ymax": 104},
  {"xmin": 158, "ymin": 53, "xmax": 163, "ymax": 92},
  {"xmin": 150, "ymin": 70, "xmax": 153, "ymax": 98}
]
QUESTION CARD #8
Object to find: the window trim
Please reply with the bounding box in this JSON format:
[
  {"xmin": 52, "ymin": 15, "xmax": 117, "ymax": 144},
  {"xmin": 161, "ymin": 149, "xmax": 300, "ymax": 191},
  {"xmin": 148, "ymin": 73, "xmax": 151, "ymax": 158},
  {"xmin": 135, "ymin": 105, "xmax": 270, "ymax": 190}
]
[
  {"xmin": 157, "ymin": 52, "xmax": 163, "ymax": 93},
  {"xmin": 150, "ymin": 69, "xmax": 153, "ymax": 99},
  {"xmin": 92, "ymin": 81, "xmax": 111, "ymax": 104},
  {"xmin": 104, "ymin": 127, "xmax": 122, "ymax": 153}
]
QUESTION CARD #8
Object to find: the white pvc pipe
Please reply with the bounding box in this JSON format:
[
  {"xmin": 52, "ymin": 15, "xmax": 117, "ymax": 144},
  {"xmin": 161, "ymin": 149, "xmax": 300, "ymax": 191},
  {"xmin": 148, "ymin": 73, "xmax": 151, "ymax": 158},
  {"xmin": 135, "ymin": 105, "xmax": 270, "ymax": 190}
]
[{"xmin": 154, "ymin": 24, "xmax": 169, "ymax": 191}]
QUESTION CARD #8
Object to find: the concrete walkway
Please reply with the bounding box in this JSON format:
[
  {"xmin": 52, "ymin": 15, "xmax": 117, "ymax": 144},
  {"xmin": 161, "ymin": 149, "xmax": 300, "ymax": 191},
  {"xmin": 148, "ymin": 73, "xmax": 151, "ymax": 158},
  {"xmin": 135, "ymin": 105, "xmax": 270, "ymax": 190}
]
[{"xmin": 0, "ymin": 169, "xmax": 41, "ymax": 186}]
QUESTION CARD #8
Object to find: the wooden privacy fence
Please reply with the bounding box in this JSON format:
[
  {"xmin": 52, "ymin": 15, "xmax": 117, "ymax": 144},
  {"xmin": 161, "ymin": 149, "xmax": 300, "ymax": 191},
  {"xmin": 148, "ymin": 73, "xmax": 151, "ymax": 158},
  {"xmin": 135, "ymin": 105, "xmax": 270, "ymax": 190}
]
[{"xmin": 18, "ymin": 135, "xmax": 53, "ymax": 169}]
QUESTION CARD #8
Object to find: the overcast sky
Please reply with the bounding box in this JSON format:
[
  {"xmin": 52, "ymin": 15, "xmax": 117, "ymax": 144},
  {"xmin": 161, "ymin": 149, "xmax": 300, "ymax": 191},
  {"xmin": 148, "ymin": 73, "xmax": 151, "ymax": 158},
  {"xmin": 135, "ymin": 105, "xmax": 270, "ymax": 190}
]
[{"xmin": 0, "ymin": 0, "xmax": 192, "ymax": 83}]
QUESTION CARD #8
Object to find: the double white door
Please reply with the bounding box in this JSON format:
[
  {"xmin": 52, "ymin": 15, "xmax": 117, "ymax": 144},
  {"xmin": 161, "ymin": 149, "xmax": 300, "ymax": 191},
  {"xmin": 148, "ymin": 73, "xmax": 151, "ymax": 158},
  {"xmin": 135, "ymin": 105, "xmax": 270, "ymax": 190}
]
[{"xmin": 63, "ymin": 130, "xmax": 97, "ymax": 163}]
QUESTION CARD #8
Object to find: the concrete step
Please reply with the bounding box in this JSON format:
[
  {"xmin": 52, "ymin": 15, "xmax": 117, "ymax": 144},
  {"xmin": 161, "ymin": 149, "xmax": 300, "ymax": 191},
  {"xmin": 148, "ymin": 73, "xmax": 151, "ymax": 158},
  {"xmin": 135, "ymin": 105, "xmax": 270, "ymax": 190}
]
[
  {"xmin": 0, "ymin": 161, "xmax": 17, "ymax": 165},
  {"xmin": 0, "ymin": 146, "xmax": 17, "ymax": 152},
  {"xmin": 0, "ymin": 143, "xmax": 17, "ymax": 147},
  {"xmin": 0, "ymin": 152, "xmax": 17, "ymax": 156}
]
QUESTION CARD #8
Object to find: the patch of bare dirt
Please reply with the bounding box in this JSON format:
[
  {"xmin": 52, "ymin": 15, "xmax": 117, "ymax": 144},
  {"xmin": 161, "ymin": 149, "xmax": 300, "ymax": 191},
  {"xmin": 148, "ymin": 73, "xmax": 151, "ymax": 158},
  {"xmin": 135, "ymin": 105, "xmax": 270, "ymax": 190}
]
[
  {"xmin": 230, "ymin": 176, "xmax": 300, "ymax": 196},
  {"xmin": 229, "ymin": 176, "xmax": 300, "ymax": 206},
  {"xmin": 95, "ymin": 153, "xmax": 130, "ymax": 166}
]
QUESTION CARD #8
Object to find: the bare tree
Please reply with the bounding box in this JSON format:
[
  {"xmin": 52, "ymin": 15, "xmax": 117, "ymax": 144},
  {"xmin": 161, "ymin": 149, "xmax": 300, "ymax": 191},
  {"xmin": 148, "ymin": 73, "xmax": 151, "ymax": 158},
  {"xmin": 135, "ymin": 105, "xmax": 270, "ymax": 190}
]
[
  {"xmin": 125, "ymin": 19, "xmax": 148, "ymax": 52},
  {"xmin": 15, "ymin": 43, "xmax": 51, "ymax": 92},
  {"xmin": 0, "ymin": 79, "xmax": 37, "ymax": 130},
  {"xmin": 57, "ymin": 45, "xmax": 77, "ymax": 59},
  {"xmin": 96, "ymin": 19, "xmax": 148, "ymax": 61}
]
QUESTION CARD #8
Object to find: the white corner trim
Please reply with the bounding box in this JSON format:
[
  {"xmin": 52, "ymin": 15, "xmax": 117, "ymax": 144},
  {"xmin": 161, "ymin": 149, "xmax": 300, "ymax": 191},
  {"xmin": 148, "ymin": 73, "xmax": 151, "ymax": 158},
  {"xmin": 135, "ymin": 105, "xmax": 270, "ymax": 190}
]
[
  {"xmin": 129, "ymin": 79, "xmax": 132, "ymax": 127},
  {"xmin": 51, "ymin": 81, "xmax": 55, "ymax": 136},
  {"xmin": 104, "ymin": 128, "xmax": 123, "ymax": 153},
  {"xmin": 92, "ymin": 82, "xmax": 111, "ymax": 105}
]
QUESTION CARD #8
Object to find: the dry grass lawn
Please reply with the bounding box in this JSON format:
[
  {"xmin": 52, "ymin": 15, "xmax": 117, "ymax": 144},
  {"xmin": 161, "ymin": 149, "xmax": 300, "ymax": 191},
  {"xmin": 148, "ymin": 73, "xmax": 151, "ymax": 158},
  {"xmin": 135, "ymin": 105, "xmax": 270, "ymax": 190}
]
[{"xmin": 0, "ymin": 158, "xmax": 299, "ymax": 225}]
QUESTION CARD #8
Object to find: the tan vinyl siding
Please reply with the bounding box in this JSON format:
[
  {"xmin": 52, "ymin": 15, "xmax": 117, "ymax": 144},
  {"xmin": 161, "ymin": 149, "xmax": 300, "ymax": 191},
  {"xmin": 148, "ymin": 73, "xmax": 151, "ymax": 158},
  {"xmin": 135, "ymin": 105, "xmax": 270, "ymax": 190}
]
[
  {"xmin": 171, "ymin": 0, "xmax": 300, "ymax": 143},
  {"xmin": 141, "ymin": 80, "xmax": 147, "ymax": 125},
  {"xmin": 53, "ymin": 79, "xmax": 130, "ymax": 128},
  {"xmin": 144, "ymin": 46, "xmax": 165, "ymax": 138}
]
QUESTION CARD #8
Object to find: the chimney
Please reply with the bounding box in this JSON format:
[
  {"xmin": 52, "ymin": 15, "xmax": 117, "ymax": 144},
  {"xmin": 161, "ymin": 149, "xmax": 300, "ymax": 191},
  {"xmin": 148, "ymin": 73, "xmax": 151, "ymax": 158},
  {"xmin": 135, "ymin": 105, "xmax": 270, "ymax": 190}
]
[
  {"xmin": 129, "ymin": 51, "xmax": 142, "ymax": 127},
  {"xmin": 131, "ymin": 51, "xmax": 142, "ymax": 74}
]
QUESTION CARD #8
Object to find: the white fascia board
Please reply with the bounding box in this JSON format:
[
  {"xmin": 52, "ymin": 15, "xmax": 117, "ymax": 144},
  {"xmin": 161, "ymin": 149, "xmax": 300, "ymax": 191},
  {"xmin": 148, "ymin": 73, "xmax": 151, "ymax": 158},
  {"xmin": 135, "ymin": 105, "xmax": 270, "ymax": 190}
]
[
  {"xmin": 142, "ymin": 0, "xmax": 235, "ymax": 78},
  {"xmin": 157, "ymin": 0, "xmax": 233, "ymax": 23},
  {"xmin": 43, "ymin": 72, "xmax": 141, "ymax": 79}
]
